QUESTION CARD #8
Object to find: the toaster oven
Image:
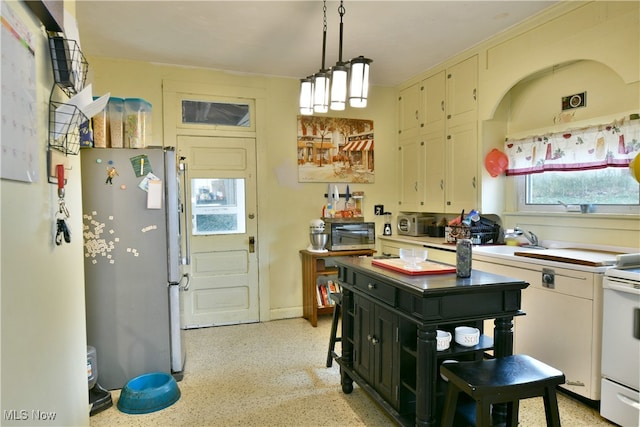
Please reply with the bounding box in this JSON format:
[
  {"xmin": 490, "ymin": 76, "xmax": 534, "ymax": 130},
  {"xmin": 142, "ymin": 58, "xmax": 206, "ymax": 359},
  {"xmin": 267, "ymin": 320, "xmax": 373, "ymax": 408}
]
[{"xmin": 326, "ymin": 221, "xmax": 375, "ymax": 251}]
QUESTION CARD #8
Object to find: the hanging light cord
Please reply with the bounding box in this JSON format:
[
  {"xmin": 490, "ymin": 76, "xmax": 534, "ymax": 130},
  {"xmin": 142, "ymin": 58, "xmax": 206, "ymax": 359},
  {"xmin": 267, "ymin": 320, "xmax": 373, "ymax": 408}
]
[
  {"xmin": 337, "ymin": 1, "xmax": 345, "ymax": 63},
  {"xmin": 320, "ymin": 0, "xmax": 327, "ymax": 71}
]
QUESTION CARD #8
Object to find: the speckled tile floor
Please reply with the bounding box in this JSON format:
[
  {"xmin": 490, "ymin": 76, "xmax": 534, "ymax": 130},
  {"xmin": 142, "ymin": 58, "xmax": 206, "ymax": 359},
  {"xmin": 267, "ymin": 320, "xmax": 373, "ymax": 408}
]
[{"xmin": 90, "ymin": 317, "xmax": 614, "ymax": 427}]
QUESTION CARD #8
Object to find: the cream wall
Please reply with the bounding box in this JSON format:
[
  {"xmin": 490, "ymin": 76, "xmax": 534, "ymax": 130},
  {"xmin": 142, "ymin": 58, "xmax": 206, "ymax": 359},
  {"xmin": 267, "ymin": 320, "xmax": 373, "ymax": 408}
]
[
  {"xmin": 84, "ymin": 57, "xmax": 398, "ymax": 320},
  {"xmin": 1, "ymin": 1, "xmax": 89, "ymax": 426}
]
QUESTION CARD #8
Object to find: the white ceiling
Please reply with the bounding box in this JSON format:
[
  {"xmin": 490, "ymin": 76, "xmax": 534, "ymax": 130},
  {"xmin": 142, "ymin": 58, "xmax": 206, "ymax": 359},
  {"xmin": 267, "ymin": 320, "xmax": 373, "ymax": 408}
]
[{"xmin": 76, "ymin": 1, "xmax": 559, "ymax": 88}]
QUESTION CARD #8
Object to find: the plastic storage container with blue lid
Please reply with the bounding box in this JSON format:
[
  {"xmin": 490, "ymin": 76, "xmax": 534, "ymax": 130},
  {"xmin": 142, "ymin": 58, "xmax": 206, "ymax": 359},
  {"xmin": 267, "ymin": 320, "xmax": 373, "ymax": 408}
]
[{"xmin": 124, "ymin": 98, "xmax": 152, "ymax": 148}]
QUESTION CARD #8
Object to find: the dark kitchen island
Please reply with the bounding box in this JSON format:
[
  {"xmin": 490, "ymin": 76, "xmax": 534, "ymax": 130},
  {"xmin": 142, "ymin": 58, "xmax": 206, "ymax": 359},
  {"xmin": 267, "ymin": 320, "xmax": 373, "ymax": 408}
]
[{"xmin": 331, "ymin": 256, "xmax": 529, "ymax": 427}]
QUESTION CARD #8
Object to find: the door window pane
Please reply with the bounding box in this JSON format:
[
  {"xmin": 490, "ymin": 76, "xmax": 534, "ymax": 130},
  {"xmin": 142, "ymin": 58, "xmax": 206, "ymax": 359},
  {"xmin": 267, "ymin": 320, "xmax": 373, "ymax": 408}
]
[
  {"xmin": 182, "ymin": 100, "xmax": 250, "ymax": 127},
  {"xmin": 191, "ymin": 178, "xmax": 246, "ymax": 235}
]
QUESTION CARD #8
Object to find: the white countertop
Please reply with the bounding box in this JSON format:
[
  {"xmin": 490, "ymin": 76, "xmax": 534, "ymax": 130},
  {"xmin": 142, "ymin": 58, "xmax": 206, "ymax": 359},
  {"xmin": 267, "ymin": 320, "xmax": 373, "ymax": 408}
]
[{"xmin": 379, "ymin": 234, "xmax": 638, "ymax": 274}]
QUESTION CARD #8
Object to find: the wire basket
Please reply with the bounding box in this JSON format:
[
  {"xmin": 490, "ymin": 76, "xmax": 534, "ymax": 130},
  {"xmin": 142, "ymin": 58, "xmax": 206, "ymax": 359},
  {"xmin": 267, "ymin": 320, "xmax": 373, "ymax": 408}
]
[
  {"xmin": 48, "ymin": 36, "xmax": 88, "ymax": 96},
  {"xmin": 48, "ymin": 100, "xmax": 87, "ymax": 155},
  {"xmin": 445, "ymin": 218, "xmax": 500, "ymax": 244},
  {"xmin": 445, "ymin": 225, "xmax": 471, "ymax": 243}
]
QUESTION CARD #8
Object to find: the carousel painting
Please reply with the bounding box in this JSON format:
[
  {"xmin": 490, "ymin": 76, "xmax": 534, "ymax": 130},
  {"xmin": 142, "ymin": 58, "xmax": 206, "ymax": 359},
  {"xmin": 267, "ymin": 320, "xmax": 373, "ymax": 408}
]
[{"xmin": 297, "ymin": 115, "xmax": 375, "ymax": 183}]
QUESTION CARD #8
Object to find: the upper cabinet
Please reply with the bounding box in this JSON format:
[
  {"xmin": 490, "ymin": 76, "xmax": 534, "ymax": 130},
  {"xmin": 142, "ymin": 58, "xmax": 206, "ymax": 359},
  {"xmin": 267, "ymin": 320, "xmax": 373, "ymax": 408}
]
[
  {"xmin": 398, "ymin": 82, "xmax": 422, "ymax": 139},
  {"xmin": 446, "ymin": 56, "xmax": 478, "ymax": 127},
  {"xmin": 445, "ymin": 55, "xmax": 478, "ymax": 213},
  {"xmin": 398, "ymin": 55, "xmax": 478, "ymax": 213}
]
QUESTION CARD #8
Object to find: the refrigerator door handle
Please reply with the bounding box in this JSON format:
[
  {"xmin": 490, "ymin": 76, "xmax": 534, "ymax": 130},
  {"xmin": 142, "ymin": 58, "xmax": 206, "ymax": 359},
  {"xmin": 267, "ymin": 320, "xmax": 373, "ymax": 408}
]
[{"xmin": 179, "ymin": 158, "xmax": 191, "ymax": 266}]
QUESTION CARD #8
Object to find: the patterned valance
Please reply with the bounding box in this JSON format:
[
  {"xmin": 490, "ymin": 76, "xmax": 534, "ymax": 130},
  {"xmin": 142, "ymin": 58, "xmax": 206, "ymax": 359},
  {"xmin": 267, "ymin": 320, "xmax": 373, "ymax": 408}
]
[{"xmin": 504, "ymin": 115, "xmax": 640, "ymax": 176}]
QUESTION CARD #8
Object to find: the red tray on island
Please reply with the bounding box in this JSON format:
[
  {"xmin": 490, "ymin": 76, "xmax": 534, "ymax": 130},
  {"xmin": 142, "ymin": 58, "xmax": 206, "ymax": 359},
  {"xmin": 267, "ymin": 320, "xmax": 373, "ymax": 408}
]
[{"xmin": 371, "ymin": 258, "xmax": 456, "ymax": 275}]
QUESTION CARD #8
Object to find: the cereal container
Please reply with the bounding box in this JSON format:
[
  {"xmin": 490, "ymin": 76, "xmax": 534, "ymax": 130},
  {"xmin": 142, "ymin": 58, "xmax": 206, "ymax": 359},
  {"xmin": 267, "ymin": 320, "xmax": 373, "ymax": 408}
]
[
  {"xmin": 124, "ymin": 98, "xmax": 152, "ymax": 148},
  {"xmin": 107, "ymin": 97, "xmax": 124, "ymax": 148},
  {"xmin": 92, "ymin": 96, "xmax": 109, "ymax": 148}
]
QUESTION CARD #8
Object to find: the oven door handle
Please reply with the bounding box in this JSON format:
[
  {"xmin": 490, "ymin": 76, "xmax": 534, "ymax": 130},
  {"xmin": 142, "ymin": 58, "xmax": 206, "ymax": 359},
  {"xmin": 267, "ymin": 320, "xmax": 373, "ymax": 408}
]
[
  {"xmin": 606, "ymin": 280, "xmax": 640, "ymax": 295},
  {"xmin": 617, "ymin": 392, "xmax": 640, "ymax": 410}
]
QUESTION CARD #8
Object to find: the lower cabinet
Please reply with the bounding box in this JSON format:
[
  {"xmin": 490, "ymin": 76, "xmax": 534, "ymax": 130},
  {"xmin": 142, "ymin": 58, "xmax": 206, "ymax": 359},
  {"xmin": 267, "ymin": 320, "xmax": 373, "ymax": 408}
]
[
  {"xmin": 353, "ymin": 295, "xmax": 399, "ymax": 408},
  {"xmin": 473, "ymin": 256, "xmax": 603, "ymax": 400}
]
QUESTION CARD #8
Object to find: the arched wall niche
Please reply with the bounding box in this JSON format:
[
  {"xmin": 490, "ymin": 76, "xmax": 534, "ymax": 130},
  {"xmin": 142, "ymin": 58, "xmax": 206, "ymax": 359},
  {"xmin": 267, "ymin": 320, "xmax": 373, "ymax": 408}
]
[{"xmin": 484, "ymin": 59, "xmax": 639, "ymax": 138}]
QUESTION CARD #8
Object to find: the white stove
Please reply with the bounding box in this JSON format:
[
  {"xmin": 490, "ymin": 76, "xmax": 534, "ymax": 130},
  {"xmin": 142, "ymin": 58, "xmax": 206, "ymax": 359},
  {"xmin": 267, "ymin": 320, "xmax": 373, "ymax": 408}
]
[{"xmin": 600, "ymin": 254, "xmax": 640, "ymax": 427}]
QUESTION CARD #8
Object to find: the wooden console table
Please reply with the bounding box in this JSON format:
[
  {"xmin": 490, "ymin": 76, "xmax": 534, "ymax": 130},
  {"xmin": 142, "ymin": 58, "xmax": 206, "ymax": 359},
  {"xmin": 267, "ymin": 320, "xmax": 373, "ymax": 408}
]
[
  {"xmin": 332, "ymin": 256, "xmax": 529, "ymax": 426},
  {"xmin": 300, "ymin": 249, "xmax": 375, "ymax": 327}
]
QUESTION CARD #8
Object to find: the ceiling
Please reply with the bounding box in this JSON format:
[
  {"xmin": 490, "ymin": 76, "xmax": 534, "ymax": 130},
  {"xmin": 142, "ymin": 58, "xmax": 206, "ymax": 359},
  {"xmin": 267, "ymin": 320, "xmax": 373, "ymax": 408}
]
[{"xmin": 76, "ymin": 1, "xmax": 559, "ymax": 88}]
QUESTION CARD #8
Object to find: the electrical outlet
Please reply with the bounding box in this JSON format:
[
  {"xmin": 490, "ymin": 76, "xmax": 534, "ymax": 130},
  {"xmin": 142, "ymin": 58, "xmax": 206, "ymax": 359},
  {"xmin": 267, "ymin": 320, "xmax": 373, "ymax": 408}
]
[
  {"xmin": 562, "ymin": 92, "xmax": 586, "ymax": 111},
  {"xmin": 374, "ymin": 205, "xmax": 384, "ymax": 215}
]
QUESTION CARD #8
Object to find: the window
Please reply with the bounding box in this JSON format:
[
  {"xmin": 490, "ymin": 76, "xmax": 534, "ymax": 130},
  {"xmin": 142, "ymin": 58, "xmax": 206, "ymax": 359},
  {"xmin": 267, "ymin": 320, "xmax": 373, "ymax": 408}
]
[
  {"xmin": 516, "ymin": 169, "xmax": 640, "ymax": 214},
  {"xmin": 181, "ymin": 100, "xmax": 250, "ymax": 127},
  {"xmin": 190, "ymin": 178, "xmax": 246, "ymax": 235}
]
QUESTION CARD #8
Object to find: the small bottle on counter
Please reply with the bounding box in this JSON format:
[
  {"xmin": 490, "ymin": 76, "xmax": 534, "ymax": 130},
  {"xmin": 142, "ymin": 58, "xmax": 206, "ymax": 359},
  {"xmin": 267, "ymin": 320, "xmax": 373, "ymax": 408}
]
[{"xmin": 456, "ymin": 238, "xmax": 472, "ymax": 278}]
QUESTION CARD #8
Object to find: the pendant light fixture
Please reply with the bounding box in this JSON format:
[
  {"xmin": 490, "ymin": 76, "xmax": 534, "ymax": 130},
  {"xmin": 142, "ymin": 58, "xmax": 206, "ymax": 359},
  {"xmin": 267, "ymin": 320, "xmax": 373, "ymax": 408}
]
[
  {"xmin": 329, "ymin": 1, "xmax": 348, "ymax": 111},
  {"xmin": 299, "ymin": 0, "xmax": 372, "ymax": 114}
]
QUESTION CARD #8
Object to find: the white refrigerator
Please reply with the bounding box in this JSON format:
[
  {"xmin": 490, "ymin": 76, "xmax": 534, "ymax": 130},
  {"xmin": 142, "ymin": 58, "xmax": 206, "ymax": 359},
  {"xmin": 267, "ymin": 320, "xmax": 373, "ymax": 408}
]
[{"xmin": 81, "ymin": 147, "xmax": 186, "ymax": 390}]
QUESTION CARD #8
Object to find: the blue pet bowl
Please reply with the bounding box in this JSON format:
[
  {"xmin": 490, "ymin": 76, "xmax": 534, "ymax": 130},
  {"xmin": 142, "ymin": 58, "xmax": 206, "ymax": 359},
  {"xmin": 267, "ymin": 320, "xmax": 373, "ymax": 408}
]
[{"xmin": 117, "ymin": 372, "xmax": 180, "ymax": 414}]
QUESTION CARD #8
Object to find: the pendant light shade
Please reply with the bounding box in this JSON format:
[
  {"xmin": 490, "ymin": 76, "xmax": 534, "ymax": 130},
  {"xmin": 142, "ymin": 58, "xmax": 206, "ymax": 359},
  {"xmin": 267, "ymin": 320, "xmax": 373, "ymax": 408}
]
[
  {"xmin": 313, "ymin": 70, "xmax": 330, "ymax": 113},
  {"xmin": 349, "ymin": 56, "xmax": 372, "ymax": 108},
  {"xmin": 299, "ymin": 77, "xmax": 314, "ymax": 115},
  {"xmin": 330, "ymin": 62, "xmax": 348, "ymax": 111}
]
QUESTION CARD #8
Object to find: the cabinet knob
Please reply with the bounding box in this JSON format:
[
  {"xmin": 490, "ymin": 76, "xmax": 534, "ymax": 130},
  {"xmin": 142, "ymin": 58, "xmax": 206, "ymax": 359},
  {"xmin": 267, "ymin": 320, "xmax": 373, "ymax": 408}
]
[
  {"xmin": 368, "ymin": 335, "xmax": 379, "ymax": 345},
  {"xmin": 367, "ymin": 283, "xmax": 375, "ymax": 290}
]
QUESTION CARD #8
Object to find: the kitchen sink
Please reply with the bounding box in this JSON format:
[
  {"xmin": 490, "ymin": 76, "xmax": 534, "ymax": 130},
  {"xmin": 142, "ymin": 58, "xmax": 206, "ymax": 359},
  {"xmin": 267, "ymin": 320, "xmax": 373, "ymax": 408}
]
[{"xmin": 473, "ymin": 245, "xmax": 542, "ymax": 256}]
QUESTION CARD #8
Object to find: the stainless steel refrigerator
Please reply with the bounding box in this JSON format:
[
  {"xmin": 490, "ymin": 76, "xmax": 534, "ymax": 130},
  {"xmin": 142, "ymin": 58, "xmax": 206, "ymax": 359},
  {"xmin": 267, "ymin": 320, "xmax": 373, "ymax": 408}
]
[{"xmin": 81, "ymin": 147, "xmax": 186, "ymax": 390}]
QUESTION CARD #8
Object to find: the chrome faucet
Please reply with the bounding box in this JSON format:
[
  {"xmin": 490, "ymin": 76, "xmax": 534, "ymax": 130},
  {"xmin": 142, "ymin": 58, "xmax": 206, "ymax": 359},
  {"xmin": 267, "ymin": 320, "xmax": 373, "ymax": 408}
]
[{"xmin": 512, "ymin": 226, "xmax": 539, "ymax": 247}]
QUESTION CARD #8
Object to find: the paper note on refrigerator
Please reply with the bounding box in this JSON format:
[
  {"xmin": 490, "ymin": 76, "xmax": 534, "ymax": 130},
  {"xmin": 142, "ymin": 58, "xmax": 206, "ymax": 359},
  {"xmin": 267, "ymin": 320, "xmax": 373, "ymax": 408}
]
[{"xmin": 147, "ymin": 179, "xmax": 163, "ymax": 209}]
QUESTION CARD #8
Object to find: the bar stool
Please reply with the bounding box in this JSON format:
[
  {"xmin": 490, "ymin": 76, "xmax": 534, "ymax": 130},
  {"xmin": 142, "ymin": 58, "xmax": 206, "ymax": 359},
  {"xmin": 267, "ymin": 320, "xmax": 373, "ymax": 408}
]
[
  {"xmin": 440, "ymin": 354, "xmax": 565, "ymax": 427},
  {"xmin": 326, "ymin": 292, "xmax": 342, "ymax": 367}
]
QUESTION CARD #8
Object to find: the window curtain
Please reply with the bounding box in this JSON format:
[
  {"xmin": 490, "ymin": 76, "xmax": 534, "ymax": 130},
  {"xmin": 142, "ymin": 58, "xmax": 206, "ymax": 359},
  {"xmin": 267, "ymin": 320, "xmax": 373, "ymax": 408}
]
[{"xmin": 504, "ymin": 115, "xmax": 640, "ymax": 176}]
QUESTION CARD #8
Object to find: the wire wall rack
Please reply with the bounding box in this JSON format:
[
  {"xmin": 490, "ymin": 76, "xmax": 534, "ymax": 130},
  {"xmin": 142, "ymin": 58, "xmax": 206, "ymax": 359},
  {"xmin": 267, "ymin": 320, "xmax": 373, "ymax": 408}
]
[{"xmin": 47, "ymin": 35, "xmax": 89, "ymax": 155}]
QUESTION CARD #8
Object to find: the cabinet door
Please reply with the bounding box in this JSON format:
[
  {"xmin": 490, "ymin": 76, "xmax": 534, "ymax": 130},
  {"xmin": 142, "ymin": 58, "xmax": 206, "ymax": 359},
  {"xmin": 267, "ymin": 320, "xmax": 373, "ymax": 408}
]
[
  {"xmin": 446, "ymin": 55, "xmax": 478, "ymax": 127},
  {"xmin": 398, "ymin": 136, "xmax": 425, "ymax": 211},
  {"xmin": 445, "ymin": 120, "xmax": 478, "ymax": 213},
  {"xmin": 354, "ymin": 296, "xmax": 374, "ymax": 381},
  {"xmin": 353, "ymin": 295, "xmax": 399, "ymax": 408},
  {"xmin": 423, "ymin": 71, "xmax": 446, "ymax": 134},
  {"xmin": 423, "ymin": 128, "xmax": 445, "ymax": 212},
  {"xmin": 398, "ymin": 82, "xmax": 422, "ymax": 138},
  {"xmin": 373, "ymin": 304, "xmax": 399, "ymax": 407}
]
